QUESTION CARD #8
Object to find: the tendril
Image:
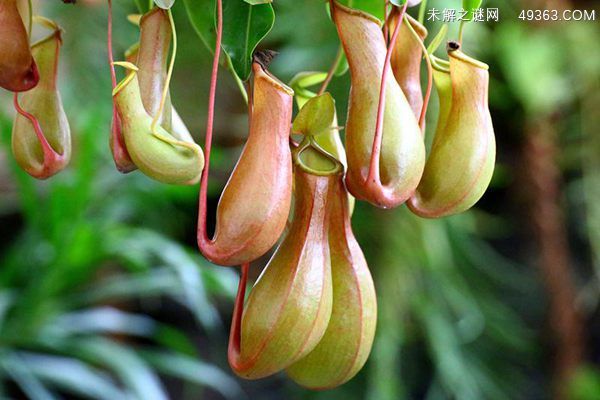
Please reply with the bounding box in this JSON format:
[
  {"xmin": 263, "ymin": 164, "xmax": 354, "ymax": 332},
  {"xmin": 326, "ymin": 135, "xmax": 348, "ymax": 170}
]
[
  {"xmin": 382, "ymin": 0, "xmax": 389, "ymax": 43},
  {"xmin": 27, "ymin": 0, "xmax": 33, "ymax": 41},
  {"xmin": 458, "ymin": 20, "xmax": 465, "ymax": 44},
  {"xmin": 197, "ymin": 0, "xmax": 223, "ymax": 244},
  {"xmin": 107, "ymin": 0, "xmax": 117, "ymax": 89},
  {"xmin": 403, "ymin": 16, "xmax": 432, "ymax": 131},
  {"xmin": 317, "ymin": 45, "xmax": 343, "ymax": 96},
  {"xmin": 228, "ymin": 262, "xmax": 249, "ymax": 368},
  {"xmin": 365, "ymin": 2, "xmax": 407, "ymax": 187},
  {"xmin": 13, "ymin": 93, "xmax": 61, "ymax": 161},
  {"xmin": 150, "ymin": 9, "xmax": 177, "ymax": 135},
  {"xmin": 418, "ymin": 0, "xmax": 428, "ymax": 25}
]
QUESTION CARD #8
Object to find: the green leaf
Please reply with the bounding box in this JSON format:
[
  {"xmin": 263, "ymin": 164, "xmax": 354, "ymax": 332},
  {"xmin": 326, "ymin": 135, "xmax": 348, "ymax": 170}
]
[
  {"xmin": 243, "ymin": 0, "xmax": 272, "ymax": 4},
  {"xmin": 289, "ymin": 71, "xmax": 327, "ymax": 108},
  {"xmin": 133, "ymin": 0, "xmax": 146, "ymax": 13},
  {"xmin": 462, "ymin": 0, "xmax": 483, "ymax": 20},
  {"xmin": 390, "ymin": 0, "xmax": 406, "ymax": 6},
  {"xmin": 221, "ymin": 0, "xmax": 275, "ymax": 80},
  {"xmin": 183, "ymin": 0, "xmax": 216, "ymax": 53},
  {"xmin": 154, "ymin": 0, "xmax": 175, "ymax": 9},
  {"xmin": 292, "ymin": 93, "xmax": 336, "ymax": 136},
  {"xmin": 289, "ymin": 71, "xmax": 328, "ymax": 90},
  {"xmin": 427, "ymin": 24, "xmax": 448, "ymax": 55}
]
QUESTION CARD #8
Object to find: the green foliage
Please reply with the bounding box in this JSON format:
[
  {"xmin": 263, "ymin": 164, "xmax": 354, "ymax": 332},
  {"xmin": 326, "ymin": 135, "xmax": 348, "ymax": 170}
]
[
  {"xmin": 359, "ymin": 208, "xmax": 533, "ymax": 400},
  {"xmin": 462, "ymin": 0, "xmax": 483, "ymax": 20},
  {"xmin": 133, "ymin": 0, "xmax": 147, "ymax": 13},
  {"xmin": 496, "ymin": 25, "xmax": 570, "ymax": 115},
  {"xmin": 183, "ymin": 0, "xmax": 215, "ymax": 53},
  {"xmin": 221, "ymin": 0, "xmax": 275, "ymax": 80},
  {"xmin": 292, "ymin": 93, "xmax": 336, "ymax": 136},
  {"xmin": 570, "ymin": 367, "xmax": 600, "ymax": 400},
  {"xmin": 0, "ymin": 113, "xmax": 241, "ymax": 398}
]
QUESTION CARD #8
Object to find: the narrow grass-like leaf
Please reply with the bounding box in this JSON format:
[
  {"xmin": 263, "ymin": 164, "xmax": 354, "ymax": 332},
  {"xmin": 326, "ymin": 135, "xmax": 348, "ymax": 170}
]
[
  {"xmin": 75, "ymin": 268, "xmax": 180, "ymax": 305},
  {"xmin": 17, "ymin": 353, "xmax": 128, "ymax": 400},
  {"xmin": 142, "ymin": 351, "xmax": 246, "ymax": 399},
  {"xmin": 42, "ymin": 307, "xmax": 157, "ymax": 338},
  {"xmin": 0, "ymin": 352, "xmax": 58, "ymax": 400},
  {"xmin": 69, "ymin": 338, "xmax": 168, "ymax": 400}
]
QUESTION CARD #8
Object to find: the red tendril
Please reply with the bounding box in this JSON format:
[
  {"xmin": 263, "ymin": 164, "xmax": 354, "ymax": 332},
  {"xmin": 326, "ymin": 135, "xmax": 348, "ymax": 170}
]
[
  {"xmin": 197, "ymin": 0, "xmax": 223, "ymax": 250},
  {"xmin": 13, "ymin": 93, "xmax": 62, "ymax": 163},
  {"xmin": 419, "ymin": 45, "xmax": 433, "ymax": 131},
  {"xmin": 228, "ymin": 262, "xmax": 249, "ymax": 369},
  {"xmin": 107, "ymin": 0, "xmax": 117, "ymax": 89},
  {"xmin": 365, "ymin": 3, "xmax": 407, "ymax": 188},
  {"xmin": 107, "ymin": 0, "xmax": 130, "ymax": 164}
]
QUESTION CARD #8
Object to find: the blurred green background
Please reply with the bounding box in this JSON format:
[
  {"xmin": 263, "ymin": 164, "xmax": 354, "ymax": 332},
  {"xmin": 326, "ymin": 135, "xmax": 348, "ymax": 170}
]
[{"xmin": 0, "ymin": 0, "xmax": 598, "ymax": 399}]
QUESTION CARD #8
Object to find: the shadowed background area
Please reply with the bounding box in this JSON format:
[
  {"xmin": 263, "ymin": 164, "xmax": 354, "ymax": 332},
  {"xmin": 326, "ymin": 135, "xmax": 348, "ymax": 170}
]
[{"xmin": 0, "ymin": 0, "xmax": 598, "ymax": 399}]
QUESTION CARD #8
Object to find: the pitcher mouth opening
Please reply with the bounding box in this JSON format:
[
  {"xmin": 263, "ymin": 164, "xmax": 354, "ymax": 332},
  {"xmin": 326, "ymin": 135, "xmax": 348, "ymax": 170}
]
[
  {"xmin": 447, "ymin": 42, "xmax": 489, "ymax": 70},
  {"xmin": 253, "ymin": 51, "xmax": 294, "ymax": 96}
]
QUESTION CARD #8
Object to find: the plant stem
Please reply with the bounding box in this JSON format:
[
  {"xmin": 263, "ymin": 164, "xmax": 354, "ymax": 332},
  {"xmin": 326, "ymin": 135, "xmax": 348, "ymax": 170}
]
[
  {"xmin": 426, "ymin": 23, "xmax": 448, "ymax": 55},
  {"xmin": 27, "ymin": 0, "xmax": 32, "ymax": 40},
  {"xmin": 458, "ymin": 20, "xmax": 465, "ymax": 44},
  {"xmin": 317, "ymin": 46, "xmax": 343, "ymax": 95},
  {"xmin": 107, "ymin": 0, "xmax": 117, "ymax": 89},
  {"xmin": 418, "ymin": 0, "xmax": 427, "ymax": 25},
  {"xmin": 151, "ymin": 9, "xmax": 177, "ymax": 134},
  {"xmin": 382, "ymin": 0, "xmax": 389, "ymax": 42},
  {"xmin": 227, "ymin": 56, "xmax": 248, "ymax": 104},
  {"xmin": 366, "ymin": 2, "xmax": 407, "ymax": 187},
  {"xmin": 148, "ymin": 0, "xmax": 153, "ymax": 11},
  {"xmin": 403, "ymin": 16, "xmax": 432, "ymax": 131}
]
